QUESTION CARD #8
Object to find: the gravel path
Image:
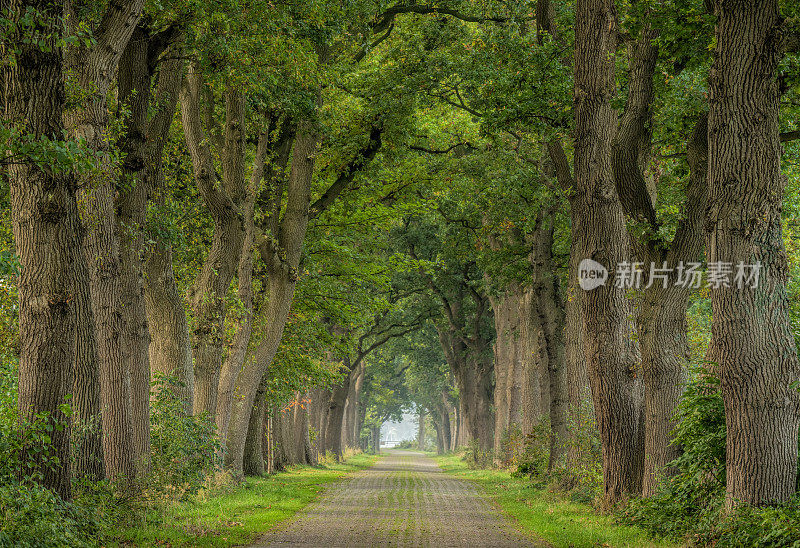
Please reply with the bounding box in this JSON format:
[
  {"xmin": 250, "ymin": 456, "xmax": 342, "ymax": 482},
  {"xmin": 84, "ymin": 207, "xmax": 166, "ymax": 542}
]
[{"xmin": 251, "ymin": 449, "xmax": 543, "ymax": 547}]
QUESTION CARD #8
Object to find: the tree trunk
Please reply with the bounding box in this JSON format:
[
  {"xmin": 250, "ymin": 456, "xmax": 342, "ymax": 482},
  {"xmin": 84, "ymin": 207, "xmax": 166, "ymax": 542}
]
[
  {"xmin": 271, "ymin": 404, "xmax": 288, "ymax": 471},
  {"xmin": 707, "ymin": 0, "xmax": 800, "ymax": 508},
  {"xmin": 529, "ymin": 212, "xmax": 569, "ymax": 471},
  {"xmin": 243, "ymin": 379, "xmax": 267, "ymax": 476},
  {"xmin": 225, "ymin": 118, "xmax": 319, "ymax": 473},
  {"xmin": 433, "ymin": 418, "xmax": 444, "ymax": 454},
  {"xmin": 564, "ymin": 206, "xmax": 591, "ymax": 469},
  {"xmin": 67, "ymin": 1, "xmax": 144, "ymax": 488},
  {"xmin": 72, "ymin": 261, "xmax": 104, "ymax": 480},
  {"xmin": 634, "ymin": 118, "xmax": 707, "ymax": 496},
  {"xmin": 180, "ymin": 75, "xmax": 247, "ymax": 418},
  {"xmin": 417, "ymin": 409, "xmax": 426, "ymax": 451},
  {"xmin": 490, "ymin": 289, "xmax": 518, "ymax": 461},
  {"xmin": 344, "ymin": 362, "xmax": 365, "ymax": 448},
  {"xmin": 5, "ymin": 1, "xmax": 79, "ymax": 497},
  {"xmin": 294, "ymin": 402, "xmax": 314, "ymax": 465},
  {"xmin": 574, "ymin": 0, "xmax": 644, "ymax": 508},
  {"xmin": 456, "ymin": 353, "xmax": 494, "ymax": 453},
  {"xmin": 140, "ymin": 46, "xmax": 193, "ymax": 411},
  {"xmin": 217, "ymin": 129, "xmax": 269, "ymax": 446},
  {"xmin": 520, "ymin": 287, "xmax": 543, "ymax": 434},
  {"xmin": 372, "ymin": 425, "xmax": 381, "ymax": 454},
  {"xmin": 118, "ymin": 24, "xmax": 153, "ymax": 472},
  {"xmin": 324, "ymin": 360, "xmax": 354, "ymax": 460},
  {"xmin": 439, "ymin": 395, "xmax": 452, "ymax": 453}
]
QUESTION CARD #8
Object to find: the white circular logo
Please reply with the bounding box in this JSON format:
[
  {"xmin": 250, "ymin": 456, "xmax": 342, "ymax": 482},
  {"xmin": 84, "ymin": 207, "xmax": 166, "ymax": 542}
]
[{"xmin": 578, "ymin": 259, "xmax": 608, "ymax": 291}]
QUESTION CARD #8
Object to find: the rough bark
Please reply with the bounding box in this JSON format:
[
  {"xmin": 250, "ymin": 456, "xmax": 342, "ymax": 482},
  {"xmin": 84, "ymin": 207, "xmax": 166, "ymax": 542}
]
[
  {"xmin": 271, "ymin": 403, "xmax": 289, "ymax": 471},
  {"xmin": 225, "ymin": 117, "xmax": 319, "ymax": 472},
  {"xmin": 216, "ymin": 128, "xmax": 269, "ymax": 446},
  {"xmin": 343, "ymin": 362, "xmax": 365, "ymax": 448},
  {"xmin": 118, "ymin": 24, "xmax": 153, "ymax": 471},
  {"xmin": 574, "ymin": 0, "xmax": 644, "ymax": 507},
  {"xmin": 324, "ymin": 359, "xmax": 354, "ymax": 460},
  {"xmin": 65, "ymin": 0, "xmax": 144, "ymax": 488},
  {"xmin": 630, "ymin": 117, "xmax": 707, "ymax": 496},
  {"xmin": 72, "ymin": 259, "xmax": 104, "ymax": 480},
  {"xmin": 490, "ymin": 287, "xmax": 521, "ymax": 461},
  {"xmin": 180, "ymin": 71, "xmax": 247, "ymax": 418},
  {"xmin": 5, "ymin": 0, "xmax": 80, "ymax": 498},
  {"xmin": 529, "ymin": 212, "xmax": 568, "ymax": 471},
  {"xmin": 519, "ymin": 287, "xmax": 543, "ymax": 434},
  {"xmin": 243, "ymin": 378, "xmax": 267, "ymax": 476},
  {"xmin": 707, "ymin": 0, "xmax": 800, "ymax": 507},
  {"xmin": 141, "ymin": 42, "xmax": 193, "ymax": 411}
]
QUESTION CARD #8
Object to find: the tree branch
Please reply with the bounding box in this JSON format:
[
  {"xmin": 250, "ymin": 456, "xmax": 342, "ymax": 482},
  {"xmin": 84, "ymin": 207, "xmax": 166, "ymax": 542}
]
[{"xmin": 309, "ymin": 125, "xmax": 384, "ymax": 219}]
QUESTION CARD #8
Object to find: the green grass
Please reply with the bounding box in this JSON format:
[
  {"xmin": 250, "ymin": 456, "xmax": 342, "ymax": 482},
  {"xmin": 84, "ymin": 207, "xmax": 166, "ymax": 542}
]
[
  {"xmin": 108, "ymin": 453, "xmax": 377, "ymax": 547},
  {"xmin": 434, "ymin": 453, "xmax": 678, "ymax": 548}
]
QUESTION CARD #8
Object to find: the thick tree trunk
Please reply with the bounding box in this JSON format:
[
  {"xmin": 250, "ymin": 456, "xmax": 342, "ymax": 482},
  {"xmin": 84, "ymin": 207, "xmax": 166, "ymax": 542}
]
[
  {"xmin": 243, "ymin": 380, "xmax": 267, "ymax": 476},
  {"xmin": 324, "ymin": 365, "xmax": 353, "ymax": 460},
  {"xmin": 529, "ymin": 213, "xmax": 569, "ymax": 471},
  {"xmin": 564, "ymin": 205, "xmax": 591, "ymax": 469},
  {"xmin": 72, "ymin": 260, "xmax": 104, "ymax": 480},
  {"xmin": 217, "ymin": 129, "xmax": 269, "ymax": 446},
  {"xmin": 118, "ymin": 25, "xmax": 153, "ymax": 471},
  {"xmin": 68, "ymin": 11, "xmax": 145, "ymax": 490},
  {"xmin": 144, "ymin": 243, "xmax": 194, "ymax": 408},
  {"xmin": 180, "ymin": 76, "xmax": 247, "ymax": 418},
  {"xmin": 707, "ymin": 0, "xmax": 800, "ymax": 508},
  {"xmin": 574, "ymin": 0, "xmax": 644, "ymax": 508},
  {"xmin": 490, "ymin": 289, "xmax": 520, "ymax": 461},
  {"xmin": 314, "ymin": 387, "xmax": 332, "ymax": 457},
  {"xmin": 634, "ymin": 119, "xmax": 707, "ymax": 496},
  {"xmin": 140, "ymin": 48, "xmax": 192, "ymax": 411},
  {"xmin": 372, "ymin": 425, "xmax": 381, "ymax": 454},
  {"xmin": 344, "ymin": 362, "xmax": 365, "ymax": 448},
  {"xmin": 324, "ymin": 385, "xmax": 348, "ymax": 459},
  {"xmin": 271, "ymin": 404, "xmax": 288, "ymax": 471},
  {"xmin": 520, "ymin": 287, "xmax": 543, "ymax": 434},
  {"xmin": 456, "ymin": 353, "xmax": 494, "ymax": 453},
  {"xmin": 225, "ymin": 118, "xmax": 319, "ymax": 473},
  {"xmin": 295, "ymin": 402, "xmax": 314, "ymax": 465},
  {"xmin": 439, "ymin": 395, "xmax": 452, "ymax": 453},
  {"xmin": 5, "ymin": 1, "xmax": 79, "ymax": 497}
]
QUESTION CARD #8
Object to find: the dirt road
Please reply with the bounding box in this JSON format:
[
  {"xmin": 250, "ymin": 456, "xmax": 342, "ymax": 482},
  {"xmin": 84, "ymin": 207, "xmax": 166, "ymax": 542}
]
[{"xmin": 251, "ymin": 449, "xmax": 542, "ymax": 547}]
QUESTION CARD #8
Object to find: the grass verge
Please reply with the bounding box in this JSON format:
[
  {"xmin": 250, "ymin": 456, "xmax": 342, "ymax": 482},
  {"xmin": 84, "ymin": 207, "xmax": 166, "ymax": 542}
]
[
  {"xmin": 433, "ymin": 453, "xmax": 677, "ymax": 548},
  {"xmin": 108, "ymin": 453, "xmax": 378, "ymax": 547}
]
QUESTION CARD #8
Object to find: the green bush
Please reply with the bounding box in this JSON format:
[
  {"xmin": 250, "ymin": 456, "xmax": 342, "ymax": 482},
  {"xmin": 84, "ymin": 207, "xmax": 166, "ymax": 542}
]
[
  {"xmin": 621, "ymin": 366, "xmax": 800, "ymax": 546},
  {"xmin": 145, "ymin": 373, "xmax": 220, "ymax": 503},
  {"xmin": 513, "ymin": 418, "xmax": 550, "ymax": 480},
  {"xmin": 0, "ymin": 356, "xmax": 114, "ymax": 547},
  {"xmin": 463, "ymin": 438, "xmax": 493, "ymax": 469},
  {"xmin": 497, "ymin": 422, "xmax": 525, "ymax": 469},
  {"xmin": 621, "ymin": 368, "xmax": 725, "ymax": 539},
  {"xmin": 0, "ymin": 483, "xmax": 104, "ymax": 548}
]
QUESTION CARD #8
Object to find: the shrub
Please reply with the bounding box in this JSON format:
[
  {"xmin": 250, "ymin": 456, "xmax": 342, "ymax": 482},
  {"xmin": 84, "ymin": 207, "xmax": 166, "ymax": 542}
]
[
  {"xmin": 620, "ymin": 367, "xmax": 726, "ymax": 540},
  {"xmin": 497, "ymin": 422, "xmax": 525, "ymax": 469},
  {"xmin": 463, "ymin": 439, "xmax": 492, "ymax": 469},
  {"xmin": 145, "ymin": 373, "xmax": 219, "ymax": 503},
  {"xmin": 512, "ymin": 418, "xmax": 550, "ymax": 480},
  {"xmin": 0, "ymin": 356, "xmax": 113, "ymax": 547},
  {"xmin": 621, "ymin": 366, "xmax": 800, "ymax": 546}
]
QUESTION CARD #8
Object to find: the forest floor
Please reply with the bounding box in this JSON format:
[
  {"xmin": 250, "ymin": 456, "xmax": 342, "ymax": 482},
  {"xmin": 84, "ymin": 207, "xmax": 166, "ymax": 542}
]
[
  {"xmin": 251, "ymin": 449, "xmax": 541, "ymax": 547},
  {"xmin": 434, "ymin": 453, "xmax": 677, "ymax": 548},
  {"xmin": 108, "ymin": 453, "xmax": 377, "ymax": 547}
]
